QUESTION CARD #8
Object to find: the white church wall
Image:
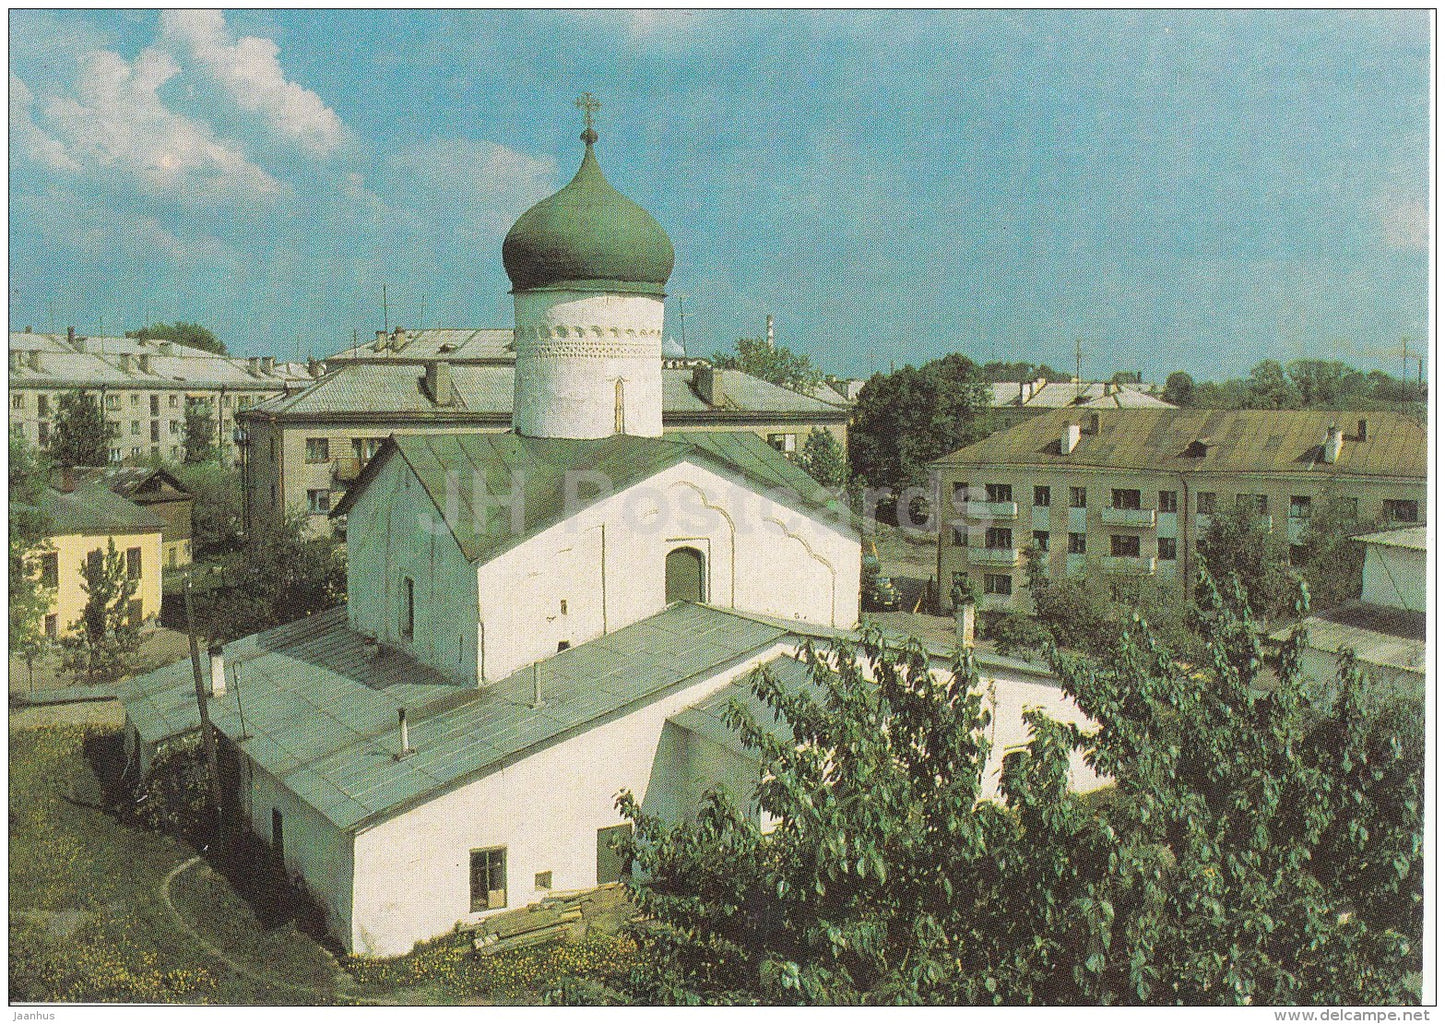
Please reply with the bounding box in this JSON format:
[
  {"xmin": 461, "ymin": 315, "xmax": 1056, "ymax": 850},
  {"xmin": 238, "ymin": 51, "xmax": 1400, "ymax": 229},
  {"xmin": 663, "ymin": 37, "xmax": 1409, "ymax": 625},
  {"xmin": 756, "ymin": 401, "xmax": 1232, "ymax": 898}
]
[
  {"xmin": 348, "ymin": 640, "xmax": 795, "ymax": 958},
  {"xmin": 243, "ymin": 756, "xmax": 357, "ymax": 952},
  {"xmin": 345, "ymin": 453, "xmax": 480, "ymax": 684},
  {"xmin": 513, "ymin": 289, "xmax": 664, "ymax": 439},
  {"xmin": 475, "ymin": 458, "xmax": 860, "ymax": 682}
]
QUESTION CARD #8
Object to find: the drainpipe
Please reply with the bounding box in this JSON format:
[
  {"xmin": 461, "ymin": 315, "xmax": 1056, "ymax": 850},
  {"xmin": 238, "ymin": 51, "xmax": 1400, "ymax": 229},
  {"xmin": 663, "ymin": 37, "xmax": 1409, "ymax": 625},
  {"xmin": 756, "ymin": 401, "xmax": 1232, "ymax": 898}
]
[{"xmin": 1179, "ymin": 473, "xmax": 1191, "ymax": 600}]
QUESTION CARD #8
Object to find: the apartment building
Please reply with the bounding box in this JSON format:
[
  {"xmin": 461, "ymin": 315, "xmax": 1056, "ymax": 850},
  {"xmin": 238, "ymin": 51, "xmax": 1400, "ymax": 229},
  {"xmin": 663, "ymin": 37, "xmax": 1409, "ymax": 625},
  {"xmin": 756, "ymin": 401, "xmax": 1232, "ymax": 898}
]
[
  {"xmin": 237, "ymin": 360, "xmax": 851, "ymax": 538},
  {"xmin": 8, "ymin": 328, "xmax": 316, "ymax": 466},
  {"xmin": 933, "ymin": 408, "xmax": 1428, "ymax": 613},
  {"xmin": 988, "ymin": 379, "xmax": 1175, "ymax": 432}
]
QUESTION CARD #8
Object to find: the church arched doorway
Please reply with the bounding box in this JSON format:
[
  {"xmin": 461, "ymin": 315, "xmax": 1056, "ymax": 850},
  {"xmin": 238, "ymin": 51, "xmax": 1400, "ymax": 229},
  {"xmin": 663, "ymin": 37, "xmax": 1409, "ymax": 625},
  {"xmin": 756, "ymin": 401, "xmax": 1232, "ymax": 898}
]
[{"xmin": 665, "ymin": 546, "xmax": 705, "ymax": 604}]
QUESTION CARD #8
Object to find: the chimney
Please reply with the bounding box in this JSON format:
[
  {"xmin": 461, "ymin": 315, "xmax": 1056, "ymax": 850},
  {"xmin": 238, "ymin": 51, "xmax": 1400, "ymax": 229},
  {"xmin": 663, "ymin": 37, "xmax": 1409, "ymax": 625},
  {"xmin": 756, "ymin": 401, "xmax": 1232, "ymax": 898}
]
[
  {"xmin": 26, "ymin": 350, "xmax": 41, "ymax": 372},
  {"xmin": 392, "ymin": 327, "xmax": 408, "ymax": 350},
  {"xmin": 23, "ymin": 326, "xmax": 31, "ymax": 333},
  {"xmin": 209, "ymin": 644, "xmax": 226, "ymax": 697},
  {"xmin": 425, "ymin": 360, "xmax": 455, "ymax": 406},
  {"xmin": 374, "ymin": 330, "xmax": 387, "ymax": 352},
  {"xmin": 1323, "ymin": 424, "xmax": 1343, "ymax": 464},
  {"xmin": 136, "ymin": 354, "xmax": 150, "ymax": 374},
  {"xmin": 397, "ymin": 708, "xmax": 414, "ymax": 758},
  {"xmin": 262, "ymin": 356, "xmax": 275, "ymax": 373},
  {"xmin": 1088, "ymin": 411, "xmax": 1101, "ymax": 434},
  {"xmin": 307, "ymin": 357, "xmax": 324, "ymax": 378},
  {"xmin": 1062, "ymin": 421, "xmax": 1081, "ymax": 455},
  {"xmin": 247, "ymin": 356, "xmax": 261, "ymax": 375},
  {"xmin": 1357, "ymin": 418, "xmax": 1368, "ymax": 442},
  {"xmin": 765, "ymin": 314, "xmax": 774, "ymax": 349},
  {"xmin": 116, "ymin": 353, "xmax": 132, "ymax": 373},
  {"xmin": 1018, "ymin": 381, "xmax": 1026, "ymax": 405},
  {"xmin": 532, "ymin": 661, "xmax": 544, "ymax": 708},
  {"xmin": 67, "ymin": 326, "xmax": 75, "ymax": 346},
  {"xmin": 693, "ymin": 364, "xmax": 720, "ymax": 406}
]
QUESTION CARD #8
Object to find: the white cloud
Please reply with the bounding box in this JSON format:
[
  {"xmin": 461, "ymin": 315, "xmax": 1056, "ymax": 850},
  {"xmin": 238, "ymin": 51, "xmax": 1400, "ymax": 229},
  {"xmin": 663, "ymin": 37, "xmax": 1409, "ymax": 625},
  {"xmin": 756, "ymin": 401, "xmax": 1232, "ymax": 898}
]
[
  {"xmin": 1379, "ymin": 196, "xmax": 1428, "ymax": 250},
  {"xmin": 159, "ymin": 9, "xmax": 346, "ymax": 158},
  {"xmin": 17, "ymin": 47, "xmax": 285, "ymax": 204},
  {"xmin": 10, "ymin": 74, "xmax": 82, "ymax": 173},
  {"xmin": 384, "ymin": 139, "xmax": 556, "ymax": 237}
]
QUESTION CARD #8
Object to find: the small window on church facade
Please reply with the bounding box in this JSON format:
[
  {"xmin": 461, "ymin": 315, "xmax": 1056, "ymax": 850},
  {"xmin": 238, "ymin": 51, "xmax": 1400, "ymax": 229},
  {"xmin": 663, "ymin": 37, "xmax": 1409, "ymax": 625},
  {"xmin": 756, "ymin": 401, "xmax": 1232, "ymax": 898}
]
[
  {"xmin": 401, "ymin": 578, "xmax": 415, "ymax": 640},
  {"xmin": 767, "ymin": 433, "xmax": 796, "ymax": 454},
  {"xmin": 471, "ymin": 847, "xmax": 507, "ymax": 911}
]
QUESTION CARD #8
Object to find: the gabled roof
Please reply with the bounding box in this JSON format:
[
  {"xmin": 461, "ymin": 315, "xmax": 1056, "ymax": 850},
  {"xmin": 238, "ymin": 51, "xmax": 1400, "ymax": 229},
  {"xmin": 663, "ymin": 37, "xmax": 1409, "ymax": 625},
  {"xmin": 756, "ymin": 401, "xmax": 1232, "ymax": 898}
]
[
  {"xmin": 989, "ymin": 381, "xmax": 1174, "ymax": 411},
  {"xmin": 73, "ymin": 466, "xmax": 190, "ymax": 503},
  {"xmin": 1271, "ymin": 600, "xmax": 1426, "ymax": 678},
  {"xmin": 933, "ymin": 408, "xmax": 1428, "ymax": 479},
  {"xmin": 1355, "ymin": 525, "xmax": 1427, "ymax": 551},
  {"xmin": 114, "ymin": 603, "xmax": 796, "ymax": 832},
  {"xmin": 332, "ymin": 430, "xmax": 854, "ymax": 564},
  {"xmin": 239, "ymin": 363, "xmax": 846, "ymax": 421},
  {"xmin": 24, "ymin": 479, "xmax": 165, "ymax": 536},
  {"xmin": 8, "ymin": 331, "xmax": 313, "ymax": 389},
  {"xmin": 324, "ymin": 328, "xmax": 517, "ymax": 364}
]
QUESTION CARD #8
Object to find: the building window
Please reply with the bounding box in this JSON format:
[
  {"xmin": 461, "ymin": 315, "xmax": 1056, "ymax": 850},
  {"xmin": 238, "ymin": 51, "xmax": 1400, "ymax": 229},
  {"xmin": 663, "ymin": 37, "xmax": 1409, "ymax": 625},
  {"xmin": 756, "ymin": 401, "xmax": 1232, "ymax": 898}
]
[
  {"xmin": 36, "ymin": 395, "xmax": 48, "ymax": 416},
  {"xmin": 767, "ymin": 433, "xmax": 797, "ymax": 454},
  {"xmin": 1289, "ymin": 495, "xmax": 1311, "ymax": 519},
  {"xmin": 1069, "ymin": 486, "xmax": 1087, "ymax": 508},
  {"xmin": 131, "ymin": 420, "xmax": 140, "ymax": 436},
  {"xmin": 36, "ymin": 422, "xmax": 48, "ymax": 446},
  {"xmin": 1032, "ymin": 530, "xmax": 1050, "ymax": 552},
  {"xmin": 131, "ymin": 446, "xmax": 142, "ymax": 459},
  {"xmin": 1196, "ymin": 491, "xmax": 1216, "ymax": 514},
  {"xmin": 151, "ymin": 420, "xmax": 160, "ymax": 442},
  {"xmin": 1111, "ymin": 534, "xmax": 1141, "ymax": 557},
  {"xmin": 173, "ymin": 445, "xmax": 183, "ymax": 459},
  {"xmin": 151, "ymin": 395, "xmax": 160, "ymax": 415},
  {"xmin": 1033, "ymin": 486, "xmax": 1051, "ymax": 507},
  {"xmin": 305, "ymin": 437, "xmax": 330, "ymax": 463},
  {"xmin": 1158, "ymin": 490, "xmax": 1178, "ymax": 513},
  {"xmin": 1067, "ymin": 532, "xmax": 1086, "ymax": 554},
  {"xmin": 169, "ymin": 394, "xmax": 179, "ymax": 408},
  {"xmin": 1111, "ymin": 489, "xmax": 1141, "ymax": 510},
  {"xmin": 222, "ymin": 394, "xmax": 232, "ymax": 407},
  {"xmin": 1158, "ymin": 537, "xmax": 1177, "ymax": 561},
  {"xmin": 1384, "ymin": 499, "xmax": 1419, "ymax": 523},
  {"xmin": 10, "ymin": 394, "xmax": 23, "ymax": 409},
  {"xmin": 1237, "ymin": 493, "xmax": 1268, "ymax": 515},
  {"xmin": 105, "ymin": 394, "xmax": 120, "ymax": 410},
  {"xmin": 535, "ymin": 871, "xmax": 553, "ymax": 891},
  {"xmin": 470, "ymin": 847, "xmax": 507, "ymax": 911},
  {"xmin": 352, "ymin": 437, "xmax": 384, "ymax": 460},
  {"xmin": 107, "ymin": 420, "xmax": 120, "ymax": 437},
  {"xmin": 109, "ymin": 448, "xmax": 122, "ymax": 464},
  {"xmin": 129, "ymin": 393, "xmax": 139, "ymax": 407},
  {"xmin": 985, "ymin": 483, "xmax": 1013, "ymax": 503},
  {"xmin": 952, "ymin": 482, "xmax": 970, "ymax": 506},
  {"xmin": 125, "ymin": 547, "xmax": 141, "ymax": 580},
  {"xmin": 401, "ymin": 577, "xmax": 415, "ymax": 640},
  {"xmin": 984, "ymin": 527, "xmax": 1012, "ymax": 549},
  {"xmin": 39, "ymin": 552, "xmax": 58, "ymax": 588},
  {"xmin": 44, "ymin": 614, "xmax": 57, "ymax": 640},
  {"xmin": 983, "ymin": 573, "xmax": 1012, "ymax": 596},
  {"xmin": 306, "ymin": 489, "xmax": 332, "ymax": 514},
  {"xmin": 1289, "ymin": 543, "xmax": 1306, "ymax": 565},
  {"xmin": 169, "ymin": 420, "xmax": 179, "ymax": 435},
  {"xmin": 950, "ymin": 526, "xmax": 966, "ymax": 546}
]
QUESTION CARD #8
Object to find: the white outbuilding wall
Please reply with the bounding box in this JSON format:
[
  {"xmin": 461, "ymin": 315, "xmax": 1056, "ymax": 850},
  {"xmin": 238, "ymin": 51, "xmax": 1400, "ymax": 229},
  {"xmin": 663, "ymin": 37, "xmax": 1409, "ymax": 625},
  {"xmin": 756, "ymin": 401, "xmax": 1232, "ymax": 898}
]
[
  {"xmin": 1360, "ymin": 539, "xmax": 1426, "ymax": 613},
  {"xmin": 512, "ymin": 289, "xmax": 664, "ymax": 439},
  {"xmin": 348, "ymin": 640, "xmax": 796, "ymax": 957},
  {"xmin": 475, "ymin": 457, "xmax": 860, "ymax": 682}
]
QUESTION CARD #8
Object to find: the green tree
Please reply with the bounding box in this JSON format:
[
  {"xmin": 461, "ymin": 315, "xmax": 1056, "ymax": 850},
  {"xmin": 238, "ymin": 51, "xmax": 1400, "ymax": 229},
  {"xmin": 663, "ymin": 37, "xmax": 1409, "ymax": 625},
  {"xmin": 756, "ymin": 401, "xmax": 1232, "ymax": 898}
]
[
  {"xmin": 183, "ymin": 401, "xmax": 218, "ymax": 463},
  {"xmin": 710, "ymin": 337, "xmax": 823, "ymax": 393},
  {"xmin": 192, "ymin": 510, "xmax": 345, "ymax": 643},
  {"xmin": 1286, "ymin": 359, "xmax": 1364, "ymax": 407},
  {"xmin": 978, "ymin": 361, "xmax": 1070, "ymax": 383},
  {"xmin": 848, "ymin": 357, "xmax": 991, "ymax": 495},
  {"xmin": 1197, "ymin": 501, "xmax": 1296, "ymax": 619},
  {"xmin": 1161, "ymin": 370, "xmax": 1195, "ymax": 406},
  {"xmin": 795, "ymin": 428, "xmax": 847, "ymax": 489},
  {"xmin": 58, "ymin": 538, "xmax": 142, "ymax": 684},
  {"xmin": 127, "ymin": 320, "xmax": 226, "ymax": 355},
  {"xmin": 1291, "ymin": 492, "xmax": 1373, "ymax": 611},
  {"xmin": 578, "ymin": 570, "xmax": 1420, "ymax": 1005},
  {"xmin": 47, "ymin": 389, "xmax": 113, "ymax": 467},
  {"xmin": 1244, "ymin": 359, "xmax": 1301, "ymax": 410},
  {"xmin": 170, "ymin": 462, "xmax": 244, "ymax": 556},
  {"xmin": 9, "ymin": 435, "xmax": 55, "ymax": 682}
]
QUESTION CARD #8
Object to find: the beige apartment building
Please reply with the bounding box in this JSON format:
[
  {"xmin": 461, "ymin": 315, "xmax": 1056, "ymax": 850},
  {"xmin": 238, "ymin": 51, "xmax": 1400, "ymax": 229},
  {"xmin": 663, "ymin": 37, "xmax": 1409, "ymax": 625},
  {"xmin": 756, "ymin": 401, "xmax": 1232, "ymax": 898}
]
[
  {"xmin": 933, "ymin": 408, "xmax": 1428, "ymax": 614},
  {"xmin": 8, "ymin": 329, "xmax": 316, "ymax": 467},
  {"xmin": 238, "ymin": 360, "xmax": 850, "ymax": 538}
]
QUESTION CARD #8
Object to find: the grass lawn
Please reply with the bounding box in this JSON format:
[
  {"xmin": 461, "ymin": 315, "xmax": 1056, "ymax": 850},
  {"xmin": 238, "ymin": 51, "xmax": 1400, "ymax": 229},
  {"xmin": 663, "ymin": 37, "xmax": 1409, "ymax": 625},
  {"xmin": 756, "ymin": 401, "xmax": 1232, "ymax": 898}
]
[{"xmin": 9, "ymin": 724, "xmax": 638, "ymax": 1005}]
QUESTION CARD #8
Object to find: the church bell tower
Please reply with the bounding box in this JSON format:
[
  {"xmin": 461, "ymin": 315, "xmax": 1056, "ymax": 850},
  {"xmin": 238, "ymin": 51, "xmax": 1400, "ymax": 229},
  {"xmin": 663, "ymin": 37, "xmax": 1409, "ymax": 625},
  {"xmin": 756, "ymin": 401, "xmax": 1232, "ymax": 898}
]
[{"xmin": 502, "ymin": 94, "xmax": 674, "ymax": 439}]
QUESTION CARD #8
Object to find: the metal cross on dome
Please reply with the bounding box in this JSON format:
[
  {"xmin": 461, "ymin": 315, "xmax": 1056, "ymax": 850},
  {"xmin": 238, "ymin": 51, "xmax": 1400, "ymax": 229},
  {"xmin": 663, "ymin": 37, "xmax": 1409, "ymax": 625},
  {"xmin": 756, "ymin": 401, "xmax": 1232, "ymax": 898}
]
[{"xmin": 575, "ymin": 92, "xmax": 601, "ymax": 143}]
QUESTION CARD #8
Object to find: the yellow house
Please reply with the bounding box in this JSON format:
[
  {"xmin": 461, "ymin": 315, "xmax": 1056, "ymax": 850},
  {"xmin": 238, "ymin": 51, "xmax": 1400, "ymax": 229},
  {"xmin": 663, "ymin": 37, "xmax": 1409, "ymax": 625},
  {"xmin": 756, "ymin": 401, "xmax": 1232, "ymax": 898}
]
[{"xmin": 29, "ymin": 476, "xmax": 165, "ymax": 639}]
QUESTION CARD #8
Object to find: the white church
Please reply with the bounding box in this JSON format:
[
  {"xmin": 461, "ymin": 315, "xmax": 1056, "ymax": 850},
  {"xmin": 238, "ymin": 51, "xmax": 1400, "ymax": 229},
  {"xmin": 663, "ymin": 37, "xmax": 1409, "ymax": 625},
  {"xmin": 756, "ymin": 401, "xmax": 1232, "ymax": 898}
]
[{"xmin": 117, "ymin": 106, "xmax": 1099, "ymax": 958}]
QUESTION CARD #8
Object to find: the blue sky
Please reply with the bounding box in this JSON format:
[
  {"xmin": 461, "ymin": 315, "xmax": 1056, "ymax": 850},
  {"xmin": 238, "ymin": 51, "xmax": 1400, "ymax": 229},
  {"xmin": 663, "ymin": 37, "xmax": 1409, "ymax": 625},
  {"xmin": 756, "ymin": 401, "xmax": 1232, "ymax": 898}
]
[{"xmin": 9, "ymin": 9, "xmax": 1431, "ymax": 380}]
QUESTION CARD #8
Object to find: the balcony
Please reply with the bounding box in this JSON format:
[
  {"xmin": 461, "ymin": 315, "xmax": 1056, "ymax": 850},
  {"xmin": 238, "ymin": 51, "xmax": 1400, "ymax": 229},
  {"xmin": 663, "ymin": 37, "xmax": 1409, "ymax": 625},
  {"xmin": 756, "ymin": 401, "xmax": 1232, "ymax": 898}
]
[
  {"xmin": 332, "ymin": 457, "xmax": 365, "ymax": 483},
  {"xmin": 1101, "ymin": 507, "xmax": 1157, "ymax": 528},
  {"xmin": 969, "ymin": 546, "xmax": 1020, "ymax": 568},
  {"xmin": 962, "ymin": 501, "xmax": 1018, "ymax": 521},
  {"xmin": 1101, "ymin": 555, "xmax": 1157, "ymax": 575}
]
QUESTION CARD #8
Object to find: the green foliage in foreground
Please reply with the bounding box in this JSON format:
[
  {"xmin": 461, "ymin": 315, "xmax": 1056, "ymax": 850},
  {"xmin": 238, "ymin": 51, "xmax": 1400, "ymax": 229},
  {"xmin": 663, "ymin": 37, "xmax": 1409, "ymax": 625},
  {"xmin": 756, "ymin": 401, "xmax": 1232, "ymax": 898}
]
[{"xmin": 585, "ymin": 571, "xmax": 1422, "ymax": 1005}]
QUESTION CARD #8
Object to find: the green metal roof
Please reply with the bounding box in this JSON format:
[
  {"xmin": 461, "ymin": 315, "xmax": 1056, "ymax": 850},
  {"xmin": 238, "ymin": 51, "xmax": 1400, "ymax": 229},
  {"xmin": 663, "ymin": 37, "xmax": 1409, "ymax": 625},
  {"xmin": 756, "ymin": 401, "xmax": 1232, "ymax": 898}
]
[
  {"xmin": 114, "ymin": 602, "xmax": 794, "ymax": 832},
  {"xmin": 502, "ymin": 141, "xmax": 673, "ymax": 295},
  {"xmin": 668, "ymin": 654, "xmax": 819, "ymax": 761},
  {"xmin": 23, "ymin": 479, "xmax": 165, "ymax": 537},
  {"xmin": 1354, "ymin": 525, "xmax": 1427, "ymax": 551},
  {"xmin": 331, "ymin": 430, "xmax": 855, "ymax": 564}
]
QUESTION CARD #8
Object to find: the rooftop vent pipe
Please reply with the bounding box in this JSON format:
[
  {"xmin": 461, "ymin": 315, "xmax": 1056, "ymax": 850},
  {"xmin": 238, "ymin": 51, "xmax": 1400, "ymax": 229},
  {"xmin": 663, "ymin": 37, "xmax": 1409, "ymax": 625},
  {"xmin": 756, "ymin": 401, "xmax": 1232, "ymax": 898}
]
[
  {"xmin": 1323, "ymin": 424, "xmax": 1343, "ymax": 464},
  {"xmin": 397, "ymin": 708, "xmax": 415, "ymax": 759},
  {"xmin": 209, "ymin": 644, "xmax": 226, "ymax": 697},
  {"xmin": 1062, "ymin": 421, "xmax": 1081, "ymax": 455}
]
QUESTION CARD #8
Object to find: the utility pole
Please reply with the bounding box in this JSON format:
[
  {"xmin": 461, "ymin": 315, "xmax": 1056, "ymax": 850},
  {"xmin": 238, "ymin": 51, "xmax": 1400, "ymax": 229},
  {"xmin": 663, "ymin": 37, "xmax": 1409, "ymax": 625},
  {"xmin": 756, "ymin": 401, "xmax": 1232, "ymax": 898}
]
[
  {"xmin": 183, "ymin": 574, "xmax": 225, "ymax": 845},
  {"xmin": 1075, "ymin": 338, "xmax": 1084, "ymax": 400},
  {"xmin": 382, "ymin": 284, "xmax": 389, "ymax": 335},
  {"xmin": 676, "ymin": 295, "xmax": 688, "ymax": 354}
]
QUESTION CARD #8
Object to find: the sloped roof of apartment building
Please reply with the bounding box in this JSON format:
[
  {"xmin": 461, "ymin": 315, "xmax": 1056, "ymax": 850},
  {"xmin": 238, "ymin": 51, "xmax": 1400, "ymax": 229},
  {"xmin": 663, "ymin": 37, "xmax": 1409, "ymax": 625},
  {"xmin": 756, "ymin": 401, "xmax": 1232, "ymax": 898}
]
[
  {"xmin": 934, "ymin": 408, "xmax": 1428, "ymax": 479},
  {"xmin": 332, "ymin": 430, "xmax": 854, "ymax": 564},
  {"xmin": 326, "ymin": 328, "xmax": 517, "ymax": 363},
  {"xmin": 9, "ymin": 331, "xmax": 313, "ymax": 390},
  {"xmin": 989, "ymin": 381, "xmax": 1174, "ymax": 411},
  {"xmin": 243, "ymin": 363, "xmax": 846, "ymax": 422}
]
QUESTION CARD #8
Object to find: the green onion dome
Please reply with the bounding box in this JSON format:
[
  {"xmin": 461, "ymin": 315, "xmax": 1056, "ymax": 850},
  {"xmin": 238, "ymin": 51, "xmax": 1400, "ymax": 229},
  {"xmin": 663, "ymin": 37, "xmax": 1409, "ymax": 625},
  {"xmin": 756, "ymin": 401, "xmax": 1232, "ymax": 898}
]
[{"xmin": 502, "ymin": 134, "xmax": 674, "ymax": 295}]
